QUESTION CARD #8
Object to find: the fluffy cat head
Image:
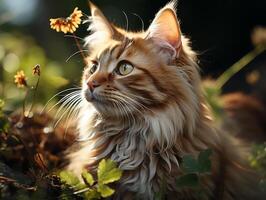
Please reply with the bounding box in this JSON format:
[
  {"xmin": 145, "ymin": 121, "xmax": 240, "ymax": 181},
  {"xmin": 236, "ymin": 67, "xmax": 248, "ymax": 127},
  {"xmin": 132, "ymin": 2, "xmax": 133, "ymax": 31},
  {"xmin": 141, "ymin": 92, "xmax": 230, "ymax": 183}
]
[{"xmin": 82, "ymin": 1, "xmax": 200, "ymax": 136}]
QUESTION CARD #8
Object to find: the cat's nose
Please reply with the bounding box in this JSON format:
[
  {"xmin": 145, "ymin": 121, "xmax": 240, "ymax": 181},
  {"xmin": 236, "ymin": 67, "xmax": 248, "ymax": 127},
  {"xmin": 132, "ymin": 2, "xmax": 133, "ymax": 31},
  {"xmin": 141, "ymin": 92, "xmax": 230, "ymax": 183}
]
[{"xmin": 87, "ymin": 80, "xmax": 100, "ymax": 92}]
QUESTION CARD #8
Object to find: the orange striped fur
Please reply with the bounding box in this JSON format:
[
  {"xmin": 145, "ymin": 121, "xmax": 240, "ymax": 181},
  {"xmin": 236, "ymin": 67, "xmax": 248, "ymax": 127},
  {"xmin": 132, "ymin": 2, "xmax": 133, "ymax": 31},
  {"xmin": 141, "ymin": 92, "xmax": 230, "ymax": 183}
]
[{"xmin": 67, "ymin": 1, "xmax": 263, "ymax": 199}]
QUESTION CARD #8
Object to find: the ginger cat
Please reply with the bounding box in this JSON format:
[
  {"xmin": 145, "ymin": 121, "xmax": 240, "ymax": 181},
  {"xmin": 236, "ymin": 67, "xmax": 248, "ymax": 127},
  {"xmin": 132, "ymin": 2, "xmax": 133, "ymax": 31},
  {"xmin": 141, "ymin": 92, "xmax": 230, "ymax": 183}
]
[{"xmin": 67, "ymin": 1, "xmax": 263, "ymax": 199}]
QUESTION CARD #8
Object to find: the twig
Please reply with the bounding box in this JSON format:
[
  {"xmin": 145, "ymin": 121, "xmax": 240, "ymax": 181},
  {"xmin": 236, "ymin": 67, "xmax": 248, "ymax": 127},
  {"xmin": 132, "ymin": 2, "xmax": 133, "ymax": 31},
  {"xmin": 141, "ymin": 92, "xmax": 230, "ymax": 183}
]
[
  {"xmin": 72, "ymin": 33, "xmax": 87, "ymax": 66},
  {"xmin": 0, "ymin": 176, "xmax": 37, "ymax": 191}
]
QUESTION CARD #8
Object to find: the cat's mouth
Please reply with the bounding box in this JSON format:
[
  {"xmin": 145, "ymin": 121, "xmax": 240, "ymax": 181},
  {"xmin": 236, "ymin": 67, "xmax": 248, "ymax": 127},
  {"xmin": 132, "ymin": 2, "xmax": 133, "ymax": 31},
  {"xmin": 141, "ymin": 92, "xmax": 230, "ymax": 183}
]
[{"xmin": 84, "ymin": 90, "xmax": 109, "ymax": 105}]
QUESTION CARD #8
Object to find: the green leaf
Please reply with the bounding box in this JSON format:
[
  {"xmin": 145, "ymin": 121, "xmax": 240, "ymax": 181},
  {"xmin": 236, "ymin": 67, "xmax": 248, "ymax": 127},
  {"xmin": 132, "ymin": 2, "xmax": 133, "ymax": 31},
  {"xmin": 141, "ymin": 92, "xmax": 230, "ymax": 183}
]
[
  {"xmin": 176, "ymin": 173, "xmax": 199, "ymax": 188},
  {"xmin": 59, "ymin": 170, "xmax": 80, "ymax": 187},
  {"xmin": 198, "ymin": 149, "xmax": 212, "ymax": 173},
  {"xmin": 181, "ymin": 155, "xmax": 199, "ymax": 173},
  {"xmin": 0, "ymin": 99, "xmax": 4, "ymax": 109},
  {"xmin": 154, "ymin": 191, "xmax": 164, "ymax": 200},
  {"xmin": 97, "ymin": 184, "xmax": 115, "ymax": 198},
  {"xmin": 82, "ymin": 171, "xmax": 95, "ymax": 186},
  {"xmin": 84, "ymin": 189, "xmax": 101, "ymax": 200},
  {"xmin": 97, "ymin": 159, "xmax": 122, "ymax": 185}
]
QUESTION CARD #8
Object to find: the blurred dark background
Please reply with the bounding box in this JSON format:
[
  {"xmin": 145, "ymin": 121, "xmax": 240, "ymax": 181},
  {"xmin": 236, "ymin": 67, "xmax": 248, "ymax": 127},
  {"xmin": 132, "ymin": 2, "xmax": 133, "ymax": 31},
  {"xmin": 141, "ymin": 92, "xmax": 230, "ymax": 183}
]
[{"xmin": 0, "ymin": 0, "xmax": 266, "ymax": 107}]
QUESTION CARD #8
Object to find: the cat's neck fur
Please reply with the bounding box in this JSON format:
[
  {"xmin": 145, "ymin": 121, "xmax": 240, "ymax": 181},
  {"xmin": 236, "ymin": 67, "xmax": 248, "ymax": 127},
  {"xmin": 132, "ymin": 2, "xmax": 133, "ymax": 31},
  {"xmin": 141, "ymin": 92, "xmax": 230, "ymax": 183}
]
[{"xmin": 68, "ymin": 96, "xmax": 220, "ymax": 199}]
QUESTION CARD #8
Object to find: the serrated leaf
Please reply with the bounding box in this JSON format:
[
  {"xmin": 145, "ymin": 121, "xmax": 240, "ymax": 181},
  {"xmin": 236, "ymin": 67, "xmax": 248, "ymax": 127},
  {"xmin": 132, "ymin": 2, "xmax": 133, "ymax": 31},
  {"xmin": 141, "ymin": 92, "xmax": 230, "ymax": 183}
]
[
  {"xmin": 176, "ymin": 173, "xmax": 199, "ymax": 188},
  {"xmin": 198, "ymin": 149, "xmax": 212, "ymax": 173},
  {"xmin": 59, "ymin": 170, "xmax": 80, "ymax": 187},
  {"xmin": 97, "ymin": 159, "xmax": 122, "ymax": 185},
  {"xmin": 97, "ymin": 184, "xmax": 115, "ymax": 198},
  {"xmin": 181, "ymin": 155, "xmax": 199, "ymax": 173},
  {"xmin": 82, "ymin": 171, "xmax": 94, "ymax": 186},
  {"xmin": 84, "ymin": 189, "xmax": 101, "ymax": 200}
]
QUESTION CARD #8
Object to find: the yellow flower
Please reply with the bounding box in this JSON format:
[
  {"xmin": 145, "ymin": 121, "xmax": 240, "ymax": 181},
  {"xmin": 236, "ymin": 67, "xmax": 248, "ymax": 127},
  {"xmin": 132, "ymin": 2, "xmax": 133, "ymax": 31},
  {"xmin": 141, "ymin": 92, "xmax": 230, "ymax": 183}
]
[
  {"xmin": 50, "ymin": 7, "xmax": 83, "ymax": 34},
  {"xmin": 14, "ymin": 70, "xmax": 28, "ymax": 88}
]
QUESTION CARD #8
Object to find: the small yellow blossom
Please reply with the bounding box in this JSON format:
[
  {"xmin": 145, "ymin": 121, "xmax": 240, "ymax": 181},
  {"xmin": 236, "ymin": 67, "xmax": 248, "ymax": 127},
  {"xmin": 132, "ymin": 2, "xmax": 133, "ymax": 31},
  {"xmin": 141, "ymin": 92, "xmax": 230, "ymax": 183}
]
[
  {"xmin": 33, "ymin": 64, "xmax": 41, "ymax": 76},
  {"xmin": 14, "ymin": 70, "xmax": 28, "ymax": 88},
  {"xmin": 50, "ymin": 7, "xmax": 83, "ymax": 34}
]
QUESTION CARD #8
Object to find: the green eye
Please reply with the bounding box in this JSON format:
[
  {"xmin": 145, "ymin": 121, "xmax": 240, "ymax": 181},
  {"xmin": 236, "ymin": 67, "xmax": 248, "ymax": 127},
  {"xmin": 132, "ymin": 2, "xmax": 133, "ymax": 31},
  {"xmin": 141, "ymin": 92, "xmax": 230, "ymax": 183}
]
[
  {"xmin": 116, "ymin": 61, "xmax": 134, "ymax": 76},
  {"xmin": 89, "ymin": 62, "xmax": 98, "ymax": 74}
]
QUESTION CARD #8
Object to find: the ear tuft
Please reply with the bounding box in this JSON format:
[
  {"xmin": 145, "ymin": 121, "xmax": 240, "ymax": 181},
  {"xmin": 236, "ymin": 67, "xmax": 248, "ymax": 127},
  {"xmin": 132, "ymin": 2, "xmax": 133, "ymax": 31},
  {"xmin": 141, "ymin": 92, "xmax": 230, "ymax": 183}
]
[
  {"xmin": 147, "ymin": 1, "xmax": 181, "ymax": 57},
  {"xmin": 84, "ymin": 1, "xmax": 115, "ymax": 47}
]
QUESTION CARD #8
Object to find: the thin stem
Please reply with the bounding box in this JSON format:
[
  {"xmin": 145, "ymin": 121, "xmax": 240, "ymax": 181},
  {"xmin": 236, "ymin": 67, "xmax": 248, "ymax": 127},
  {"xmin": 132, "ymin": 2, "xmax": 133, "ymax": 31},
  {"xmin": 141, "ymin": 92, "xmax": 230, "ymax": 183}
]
[
  {"xmin": 216, "ymin": 44, "xmax": 266, "ymax": 89},
  {"xmin": 27, "ymin": 75, "xmax": 40, "ymax": 117},
  {"xmin": 72, "ymin": 33, "xmax": 87, "ymax": 66},
  {"xmin": 20, "ymin": 87, "xmax": 29, "ymax": 121}
]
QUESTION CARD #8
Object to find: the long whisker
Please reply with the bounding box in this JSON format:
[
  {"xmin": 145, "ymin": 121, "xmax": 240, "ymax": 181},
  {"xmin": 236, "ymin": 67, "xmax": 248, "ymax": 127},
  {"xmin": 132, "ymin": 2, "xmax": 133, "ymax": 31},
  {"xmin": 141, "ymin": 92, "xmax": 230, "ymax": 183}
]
[
  {"xmin": 64, "ymin": 98, "xmax": 82, "ymax": 134},
  {"xmin": 112, "ymin": 91, "xmax": 155, "ymax": 114},
  {"xmin": 54, "ymin": 93, "xmax": 81, "ymax": 120},
  {"xmin": 41, "ymin": 88, "xmax": 81, "ymax": 113},
  {"xmin": 109, "ymin": 94, "xmax": 140, "ymax": 122},
  {"xmin": 102, "ymin": 90, "xmax": 150, "ymax": 118},
  {"xmin": 122, "ymin": 11, "xmax": 129, "ymax": 32},
  {"xmin": 103, "ymin": 95, "xmax": 131, "ymax": 122},
  {"xmin": 132, "ymin": 13, "xmax": 144, "ymax": 31},
  {"xmin": 66, "ymin": 49, "xmax": 89, "ymax": 63},
  {"xmin": 54, "ymin": 95, "xmax": 81, "ymax": 128},
  {"xmin": 82, "ymin": 12, "xmax": 90, "ymax": 19},
  {"xmin": 124, "ymin": 95, "xmax": 155, "ymax": 114},
  {"xmin": 46, "ymin": 91, "xmax": 81, "ymax": 114},
  {"xmin": 51, "ymin": 98, "xmax": 80, "ymax": 128},
  {"xmin": 64, "ymin": 34, "xmax": 84, "ymax": 41}
]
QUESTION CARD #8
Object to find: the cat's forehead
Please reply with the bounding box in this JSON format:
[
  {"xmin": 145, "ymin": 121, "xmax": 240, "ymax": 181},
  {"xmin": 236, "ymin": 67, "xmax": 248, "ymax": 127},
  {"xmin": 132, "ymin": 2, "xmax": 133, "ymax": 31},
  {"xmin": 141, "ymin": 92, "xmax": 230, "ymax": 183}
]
[
  {"xmin": 86, "ymin": 35, "xmax": 156, "ymax": 73},
  {"xmin": 98, "ymin": 38, "xmax": 133, "ymax": 60},
  {"xmin": 89, "ymin": 37, "xmax": 142, "ymax": 62}
]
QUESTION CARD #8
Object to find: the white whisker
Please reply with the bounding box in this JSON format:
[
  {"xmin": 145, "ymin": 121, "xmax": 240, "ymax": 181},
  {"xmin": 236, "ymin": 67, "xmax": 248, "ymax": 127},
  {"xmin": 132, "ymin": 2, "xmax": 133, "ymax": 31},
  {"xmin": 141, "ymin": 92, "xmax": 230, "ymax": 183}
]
[
  {"xmin": 54, "ymin": 93, "xmax": 81, "ymax": 120},
  {"xmin": 47, "ymin": 91, "xmax": 81, "ymax": 114},
  {"xmin": 54, "ymin": 95, "xmax": 81, "ymax": 128},
  {"xmin": 41, "ymin": 88, "xmax": 81, "ymax": 113},
  {"xmin": 64, "ymin": 98, "xmax": 82, "ymax": 133},
  {"xmin": 66, "ymin": 49, "xmax": 89, "ymax": 63},
  {"xmin": 132, "ymin": 13, "xmax": 145, "ymax": 31}
]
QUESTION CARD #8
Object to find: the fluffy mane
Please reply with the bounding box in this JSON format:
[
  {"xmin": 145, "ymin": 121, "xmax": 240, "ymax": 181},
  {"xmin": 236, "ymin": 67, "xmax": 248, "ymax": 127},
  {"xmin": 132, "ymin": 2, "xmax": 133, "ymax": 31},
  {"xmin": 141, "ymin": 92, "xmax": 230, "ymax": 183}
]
[{"xmin": 66, "ymin": 1, "xmax": 263, "ymax": 199}]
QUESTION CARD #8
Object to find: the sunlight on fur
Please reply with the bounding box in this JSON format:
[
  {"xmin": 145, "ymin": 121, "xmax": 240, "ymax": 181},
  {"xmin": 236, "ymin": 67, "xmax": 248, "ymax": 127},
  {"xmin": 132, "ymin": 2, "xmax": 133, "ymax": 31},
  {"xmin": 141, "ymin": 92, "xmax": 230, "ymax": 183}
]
[{"xmin": 66, "ymin": 1, "xmax": 264, "ymax": 199}]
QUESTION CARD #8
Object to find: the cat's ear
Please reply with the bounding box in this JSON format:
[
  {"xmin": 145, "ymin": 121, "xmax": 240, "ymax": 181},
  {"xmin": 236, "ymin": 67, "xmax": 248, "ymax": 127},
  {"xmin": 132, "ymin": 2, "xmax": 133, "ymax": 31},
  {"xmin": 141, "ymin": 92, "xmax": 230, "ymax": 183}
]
[
  {"xmin": 85, "ymin": 1, "xmax": 118, "ymax": 47},
  {"xmin": 146, "ymin": 1, "xmax": 182, "ymax": 57}
]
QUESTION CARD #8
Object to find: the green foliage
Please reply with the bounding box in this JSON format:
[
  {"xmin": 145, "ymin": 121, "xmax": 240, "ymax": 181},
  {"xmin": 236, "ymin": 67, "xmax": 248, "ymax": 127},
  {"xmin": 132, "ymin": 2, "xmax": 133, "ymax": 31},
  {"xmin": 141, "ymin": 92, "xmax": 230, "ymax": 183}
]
[
  {"xmin": 198, "ymin": 149, "xmax": 212, "ymax": 173},
  {"xmin": 181, "ymin": 149, "xmax": 212, "ymax": 174},
  {"xmin": 249, "ymin": 143, "xmax": 266, "ymax": 190},
  {"xmin": 175, "ymin": 149, "xmax": 212, "ymax": 199},
  {"xmin": 97, "ymin": 159, "xmax": 122, "ymax": 185},
  {"xmin": 202, "ymin": 81, "xmax": 223, "ymax": 119},
  {"xmin": 82, "ymin": 170, "xmax": 94, "ymax": 186},
  {"xmin": 176, "ymin": 173, "xmax": 199, "ymax": 188},
  {"xmin": 59, "ymin": 159, "xmax": 122, "ymax": 200},
  {"xmin": 0, "ymin": 99, "xmax": 9, "ymax": 133},
  {"xmin": 0, "ymin": 33, "xmax": 76, "ymax": 110},
  {"xmin": 60, "ymin": 170, "xmax": 86, "ymax": 190}
]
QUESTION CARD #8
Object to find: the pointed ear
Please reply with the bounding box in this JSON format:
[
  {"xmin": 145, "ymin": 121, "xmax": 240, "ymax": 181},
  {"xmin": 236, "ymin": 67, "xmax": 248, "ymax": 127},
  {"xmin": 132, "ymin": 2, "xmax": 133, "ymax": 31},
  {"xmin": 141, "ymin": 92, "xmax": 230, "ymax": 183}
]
[
  {"xmin": 85, "ymin": 1, "xmax": 117, "ymax": 47},
  {"xmin": 146, "ymin": 1, "xmax": 182, "ymax": 57}
]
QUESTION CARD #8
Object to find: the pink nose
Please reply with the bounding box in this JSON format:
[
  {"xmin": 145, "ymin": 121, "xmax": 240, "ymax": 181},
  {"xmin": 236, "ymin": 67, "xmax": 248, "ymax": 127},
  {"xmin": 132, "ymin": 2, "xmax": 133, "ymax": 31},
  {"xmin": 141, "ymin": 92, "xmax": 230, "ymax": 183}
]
[{"xmin": 87, "ymin": 80, "xmax": 100, "ymax": 92}]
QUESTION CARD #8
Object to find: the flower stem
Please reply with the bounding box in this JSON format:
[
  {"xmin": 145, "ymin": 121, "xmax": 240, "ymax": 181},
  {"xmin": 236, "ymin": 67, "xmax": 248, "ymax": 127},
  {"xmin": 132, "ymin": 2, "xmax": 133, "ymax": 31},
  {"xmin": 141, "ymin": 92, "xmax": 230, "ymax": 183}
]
[
  {"xmin": 216, "ymin": 44, "xmax": 266, "ymax": 89},
  {"xmin": 27, "ymin": 75, "xmax": 40, "ymax": 117},
  {"xmin": 72, "ymin": 33, "xmax": 87, "ymax": 66},
  {"xmin": 20, "ymin": 87, "xmax": 29, "ymax": 121}
]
